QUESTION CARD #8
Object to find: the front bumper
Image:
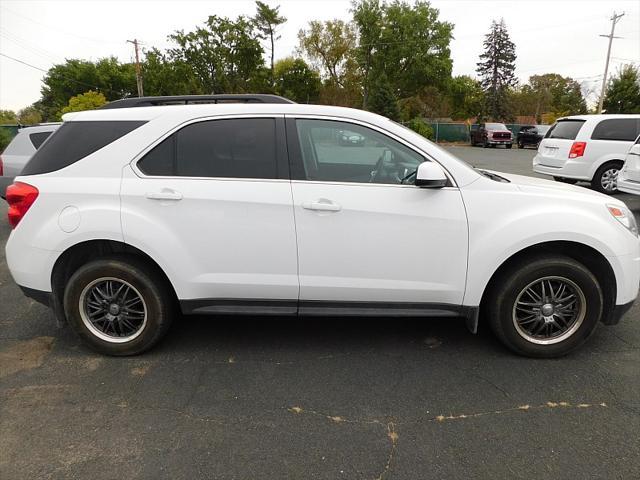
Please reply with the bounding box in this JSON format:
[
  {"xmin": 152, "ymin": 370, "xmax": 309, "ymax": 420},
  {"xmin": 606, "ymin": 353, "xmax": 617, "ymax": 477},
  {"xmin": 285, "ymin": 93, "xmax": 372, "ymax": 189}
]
[{"xmin": 617, "ymin": 175, "xmax": 640, "ymax": 196}]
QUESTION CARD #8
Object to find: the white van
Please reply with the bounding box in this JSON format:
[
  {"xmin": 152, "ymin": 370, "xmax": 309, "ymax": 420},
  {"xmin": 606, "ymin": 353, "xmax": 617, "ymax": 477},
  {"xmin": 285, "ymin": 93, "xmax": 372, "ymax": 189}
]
[{"xmin": 533, "ymin": 115, "xmax": 640, "ymax": 194}]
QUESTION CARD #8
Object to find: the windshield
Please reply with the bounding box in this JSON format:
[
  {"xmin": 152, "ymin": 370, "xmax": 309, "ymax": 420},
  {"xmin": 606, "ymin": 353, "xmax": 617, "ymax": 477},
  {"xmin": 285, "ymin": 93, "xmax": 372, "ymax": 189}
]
[{"xmin": 486, "ymin": 123, "xmax": 507, "ymax": 130}]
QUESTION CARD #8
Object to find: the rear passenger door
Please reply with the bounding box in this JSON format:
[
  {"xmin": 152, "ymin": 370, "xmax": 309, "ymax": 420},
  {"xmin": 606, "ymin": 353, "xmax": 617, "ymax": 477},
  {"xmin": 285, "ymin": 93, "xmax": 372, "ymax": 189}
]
[{"xmin": 120, "ymin": 116, "xmax": 299, "ymax": 314}]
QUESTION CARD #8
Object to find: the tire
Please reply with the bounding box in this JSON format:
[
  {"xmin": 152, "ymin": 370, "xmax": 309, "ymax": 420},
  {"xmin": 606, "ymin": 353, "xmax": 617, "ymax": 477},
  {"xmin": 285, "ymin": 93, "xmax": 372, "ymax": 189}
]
[
  {"xmin": 506, "ymin": 143, "xmax": 512, "ymax": 149},
  {"xmin": 486, "ymin": 254, "xmax": 602, "ymax": 358},
  {"xmin": 483, "ymin": 140, "xmax": 489, "ymax": 148},
  {"xmin": 591, "ymin": 161, "xmax": 622, "ymax": 194},
  {"xmin": 517, "ymin": 142, "xmax": 523, "ymax": 149},
  {"xmin": 64, "ymin": 255, "xmax": 175, "ymax": 356},
  {"xmin": 553, "ymin": 176, "xmax": 578, "ymax": 185}
]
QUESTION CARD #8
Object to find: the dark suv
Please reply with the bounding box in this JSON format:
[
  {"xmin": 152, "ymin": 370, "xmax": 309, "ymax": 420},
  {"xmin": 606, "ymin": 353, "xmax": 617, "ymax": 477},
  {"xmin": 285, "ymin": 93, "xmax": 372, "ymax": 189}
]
[
  {"xmin": 470, "ymin": 123, "xmax": 513, "ymax": 148},
  {"xmin": 517, "ymin": 125, "xmax": 550, "ymax": 149}
]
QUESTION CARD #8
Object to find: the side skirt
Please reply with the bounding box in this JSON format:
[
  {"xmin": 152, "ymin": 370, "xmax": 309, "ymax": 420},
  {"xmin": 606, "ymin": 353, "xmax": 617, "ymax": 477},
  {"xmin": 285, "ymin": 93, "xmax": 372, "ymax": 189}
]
[{"xmin": 180, "ymin": 298, "xmax": 480, "ymax": 332}]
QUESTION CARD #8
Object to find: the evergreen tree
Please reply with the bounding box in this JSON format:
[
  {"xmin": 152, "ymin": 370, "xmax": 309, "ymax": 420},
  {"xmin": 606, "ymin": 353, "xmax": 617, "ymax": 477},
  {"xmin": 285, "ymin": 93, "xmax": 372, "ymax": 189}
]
[
  {"xmin": 367, "ymin": 74, "xmax": 400, "ymax": 120},
  {"xmin": 603, "ymin": 65, "xmax": 640, "ymax": 114},
  {"xmin": 254, "ymin": 2, "xmax": 287, "ymax": 85},
  {"xmin": 476, "ymin": 18, "xmax": 517, "ymax": 121}
]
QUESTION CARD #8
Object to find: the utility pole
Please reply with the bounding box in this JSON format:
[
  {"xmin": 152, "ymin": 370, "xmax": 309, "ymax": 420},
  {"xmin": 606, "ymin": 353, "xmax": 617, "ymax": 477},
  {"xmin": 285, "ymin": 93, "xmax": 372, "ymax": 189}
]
[
  {"xmin": 127, "ymin": 39, "xmax": 144, "ymax": 97},
  {"xmin": 597, "ymin": 12, "xmax": 624, "ymax": 113}
]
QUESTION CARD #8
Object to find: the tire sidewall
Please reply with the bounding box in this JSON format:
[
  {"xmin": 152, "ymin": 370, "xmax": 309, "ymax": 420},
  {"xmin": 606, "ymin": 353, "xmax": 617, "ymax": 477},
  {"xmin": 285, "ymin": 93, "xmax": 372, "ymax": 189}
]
[
  {"xmin": 491, "ymin": 257, "xmax": 603, "ymax": 357},
  {"xmin": 592, "ymin": 162, "xmax": 622, "ymax": 194},
  {"xmin": 64, "ymin": 257, "xmax": 172, "ymax": 356}
]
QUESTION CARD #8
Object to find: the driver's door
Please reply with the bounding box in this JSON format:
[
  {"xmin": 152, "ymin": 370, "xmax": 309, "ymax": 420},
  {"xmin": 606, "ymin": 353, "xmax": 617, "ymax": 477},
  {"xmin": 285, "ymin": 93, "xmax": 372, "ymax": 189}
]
[{"xmin": 286, "ymin": 117, "xmax": 469, "ymax": 311}]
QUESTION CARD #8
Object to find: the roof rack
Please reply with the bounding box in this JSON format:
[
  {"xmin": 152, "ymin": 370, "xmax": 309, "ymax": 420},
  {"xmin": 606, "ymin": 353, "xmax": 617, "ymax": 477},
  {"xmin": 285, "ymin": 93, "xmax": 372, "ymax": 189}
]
[{"xmin": 99, "ymin": 94, "xmax": 295, "ymax": 110}]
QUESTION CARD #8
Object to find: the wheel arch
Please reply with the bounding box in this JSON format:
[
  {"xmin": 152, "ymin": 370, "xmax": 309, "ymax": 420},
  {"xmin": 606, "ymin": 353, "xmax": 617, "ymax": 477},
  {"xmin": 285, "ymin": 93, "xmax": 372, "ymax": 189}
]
[
  {"xmin": 479, "ymin": 240, "xmax": 617, "ymax": 325},
  {"xmin": 588, "ymin": 157, "xmax": 625, "ymax": 180},
  {"xmin": 50, "ymin": 239, "xmax": 179, "ymax": 323}
]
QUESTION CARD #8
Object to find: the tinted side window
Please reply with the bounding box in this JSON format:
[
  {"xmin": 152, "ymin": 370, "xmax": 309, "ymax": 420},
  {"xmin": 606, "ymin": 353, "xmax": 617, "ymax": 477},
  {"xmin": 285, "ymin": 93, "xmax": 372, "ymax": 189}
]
[
  {"xmin": 546, "ymin": 120, "xmax": 585, "ymax": 140},
  {"xmin": 294, "ymin": 119, "xmax": 424, "ymax": 184},
  {"xmin": 138, "ymin": 118, "xmax": 278, "ymax": 179},
  {"xmin": 591, "ymin": 118, "xmax": 639, "ymax": 142},
  {"xmin": 29, "ymin": 131, "xmax": 53, "ymax": 149},
  {"xmin": 22, "ymin": 121, "xmax": 146, "ymax": 175}
]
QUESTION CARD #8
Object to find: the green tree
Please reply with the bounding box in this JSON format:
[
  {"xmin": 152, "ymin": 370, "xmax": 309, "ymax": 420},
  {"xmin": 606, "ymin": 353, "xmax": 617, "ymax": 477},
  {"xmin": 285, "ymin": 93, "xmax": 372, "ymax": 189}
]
[
  {"xmin": 143, "ymin": 48, "xmax": 204, "ymax": 96},
  {"xmin": 367, "ymin": 73, "xmax": 400, "ymax": 120},
  {"xmin": 406, "ymin": 117, "xmax": 434, "ymax": 140},
  {"xmin": 39, "ymin": 57, "xmax": 136, "ymax": 121},
  {"xmin": 352, "ymin": 0, "xmax": 383, "ymax": 108},
  {"xmin": 0, "ymin": 128, "xmax": 14, "ymax": 151},
  {"xmin": 169, "ymin": 15, "xmax": 266, "ymax": 94},
  {"xmin": 603, "ymin": 65, "xmax": 640, "ymax": 114},
  {"xmin": 529, "ymin": 73, "xmax": 586, "ymax": 119},
  {"xmin": 17, "ymin": 105, "xmax": 42, "ymax": 125},
  {"xmin": 61, "ymin": 90, "xmax": 107, "ymax": 116},
  {"xmin": 448, "ymin": 75, "xmax": 484, "ymax": 120},
  {"xmin": 273, "ymin": 57, "xmax": 321, "ymax": 103},
  {"xmin": 298, "ymin": 19, "xmax": 358, "ymax": 89},
  {"xmin": 254, "ymin": 1, "xmax": 287, "ymax": 84},
  {"xmin": 476, "ymin": 18, "xmax": 517, "ymax": 121},
  {"xmin": 0, "ymin": 109, "xmax": 17, "ymax": 124}
]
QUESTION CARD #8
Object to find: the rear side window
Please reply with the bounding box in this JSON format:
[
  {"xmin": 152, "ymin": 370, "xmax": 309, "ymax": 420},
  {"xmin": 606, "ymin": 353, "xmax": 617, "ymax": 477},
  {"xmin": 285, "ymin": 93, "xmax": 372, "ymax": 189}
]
[
  {"xmin": 29, "ymin": 131, "xmax": 52, "ymax": 149},
  {"xmin": 138, "ymin": 118, "xmax": 278, "ymax": 179},
  {"xmin": 591, "ymin": 118, "xmax": 640, "ymax": 142},
  {"xmin": 21, "ymin": 121, "xmax": 146, "ymax": 175},
  {"xmin": 546, "ymin": 120, "xmax": 585, "ymax": 140}
]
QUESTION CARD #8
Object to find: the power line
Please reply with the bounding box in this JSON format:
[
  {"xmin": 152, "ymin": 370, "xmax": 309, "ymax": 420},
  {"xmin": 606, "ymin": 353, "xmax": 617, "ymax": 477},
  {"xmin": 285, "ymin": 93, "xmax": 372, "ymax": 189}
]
[{"xmin": 0, "ymin": 52, "xmax": 117, "ymax": 96}]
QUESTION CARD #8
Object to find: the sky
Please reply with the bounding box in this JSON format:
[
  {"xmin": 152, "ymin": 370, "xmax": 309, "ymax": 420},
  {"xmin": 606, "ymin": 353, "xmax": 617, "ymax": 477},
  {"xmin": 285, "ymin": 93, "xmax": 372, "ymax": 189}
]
[{"xmin": 0, "ymin": 0, "xmax": 639, "ymax": 111}]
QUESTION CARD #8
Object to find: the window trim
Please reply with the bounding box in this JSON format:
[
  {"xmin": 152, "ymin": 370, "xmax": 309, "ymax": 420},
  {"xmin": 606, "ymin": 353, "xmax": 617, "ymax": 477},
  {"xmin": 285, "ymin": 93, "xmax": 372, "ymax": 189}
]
[
  {"xmin": 130, "ymin": 114, "xmax": 289, "ymax": 181},
  {"xmin": 284, "ymin": 114, "xmax": 458, "ymax": 188}
]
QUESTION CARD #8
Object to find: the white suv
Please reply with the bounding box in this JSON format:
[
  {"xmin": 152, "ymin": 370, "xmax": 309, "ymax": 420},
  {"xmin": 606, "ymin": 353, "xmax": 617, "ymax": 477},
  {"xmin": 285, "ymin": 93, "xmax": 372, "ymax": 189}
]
[
  {"xmin": 533, "ymin": 114, "xmax": 640, "ymax": 193},
  {"xmin": 5, "ymin": 97, "xmax": 640, "ymax": 357}
]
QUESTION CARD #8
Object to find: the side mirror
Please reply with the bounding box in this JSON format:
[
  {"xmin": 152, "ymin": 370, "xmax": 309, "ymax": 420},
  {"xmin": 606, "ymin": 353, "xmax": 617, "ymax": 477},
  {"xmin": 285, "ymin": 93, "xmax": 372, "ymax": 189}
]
[
  {"xmin": 415, "ymin": 162, "xmax": 448, "ymax": 188},
  {"xmin": 630, "ymin": 143, "xmax": 640, "ymax": 155}
]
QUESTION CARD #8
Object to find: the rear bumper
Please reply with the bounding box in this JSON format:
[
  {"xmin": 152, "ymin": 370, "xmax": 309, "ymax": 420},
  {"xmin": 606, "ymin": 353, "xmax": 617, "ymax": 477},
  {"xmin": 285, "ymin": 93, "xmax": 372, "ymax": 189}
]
[{"xmin": 532, "ymin": 155, "xmax": 591, "ymax": 180}]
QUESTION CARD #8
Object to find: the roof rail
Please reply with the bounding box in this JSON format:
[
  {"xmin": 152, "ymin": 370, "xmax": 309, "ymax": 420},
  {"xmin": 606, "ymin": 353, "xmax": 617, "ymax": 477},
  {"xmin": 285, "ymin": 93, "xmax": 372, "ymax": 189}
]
[{"xmin": 99, "ymin": 94, "xmax": 295, "ymax": 110}]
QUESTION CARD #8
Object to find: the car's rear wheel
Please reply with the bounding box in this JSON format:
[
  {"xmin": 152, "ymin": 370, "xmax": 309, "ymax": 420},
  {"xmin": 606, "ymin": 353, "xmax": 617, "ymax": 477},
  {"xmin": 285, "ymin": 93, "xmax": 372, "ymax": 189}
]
[
  {"xmin": 64, "ymin": 255, "xmax": 174, "ymax": 356},
  {"xmin": 592, "ymin": 161, "xmax": 622, "ymax": 194},
  {"xmin": 486, "ymin": 255, "xmax": 602, "ymax": 358}
]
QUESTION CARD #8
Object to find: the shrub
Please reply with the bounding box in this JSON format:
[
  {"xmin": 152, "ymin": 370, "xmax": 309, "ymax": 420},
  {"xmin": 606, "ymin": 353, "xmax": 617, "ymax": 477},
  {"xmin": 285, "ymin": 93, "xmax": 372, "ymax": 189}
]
[{"xmin": 407, "ymin": 117, "xmax": 434, "ymax": 140}]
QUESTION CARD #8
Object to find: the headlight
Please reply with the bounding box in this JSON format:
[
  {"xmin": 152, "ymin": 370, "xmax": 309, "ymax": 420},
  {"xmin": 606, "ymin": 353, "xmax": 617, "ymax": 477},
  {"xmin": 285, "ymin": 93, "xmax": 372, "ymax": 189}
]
[{"xmin": 607, "ymin": 204, "xmax": 638, "ymax": 236}]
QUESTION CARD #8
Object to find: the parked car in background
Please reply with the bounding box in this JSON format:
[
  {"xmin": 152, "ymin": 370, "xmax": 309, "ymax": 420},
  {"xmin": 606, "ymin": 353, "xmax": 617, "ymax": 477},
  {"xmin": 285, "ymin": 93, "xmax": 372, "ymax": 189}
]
[
  {"xmin": 5, "ymin": 96, "xmax": 639, "ymax": 358},
  {"xmin": 517, "ymin": 125, "xmax": 550, "ymax": 149},
  {"xmin": 339, "ymin": 130, "xmax": 365, "ymax": 146},
  {"xmin": 470, "ymin": 123, "xmax": 513, "ymax": 148},
  {"xmin": 533, "ymin": 114, "xmax": 640, "ymax": 194},
  {"xmin": 1, "ymin": 123, "xmax": 60, "ymax": 198},
  {"xmin": 616, "ymin": 135, "xmax": 640, "ymax": 195}
]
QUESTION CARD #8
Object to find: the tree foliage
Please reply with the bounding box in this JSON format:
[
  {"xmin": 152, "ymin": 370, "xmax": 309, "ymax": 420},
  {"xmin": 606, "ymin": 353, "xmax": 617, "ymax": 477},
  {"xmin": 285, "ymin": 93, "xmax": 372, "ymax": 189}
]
[
  {"xmin": 0, "ymin": 110, "xmax": 17, "ymax": 124},
  {"xmin": 448, "ymin": 75, "xmax": 484, "ymax": 120},
  {"xmin": 367, "ymin": 73, "xmax": 400, "ymax": 120},
  {"xmin": 603, "ymin": 65, "xmax": 640, "ymax": 114},
  {"xmin": 476, "ymin": 18, "xmax": 517, "ymax": 121},
  {"xmin": 254, "ymin": 1, "xmax": 287, "ymax": 83},
  {"xmin": 61, "ymin": 90, "xmax": 107, "ymax": 116},
  {"xmin": 17, "ymin": 105, "xmax": 42, "ymax": 125},
  {"xmin": 273, "ymin": 57, "xmax": 321, "ymax": 103},
  {"xmin": 169, "ymin": 15, "xmax": 266, "ymax": 94}
]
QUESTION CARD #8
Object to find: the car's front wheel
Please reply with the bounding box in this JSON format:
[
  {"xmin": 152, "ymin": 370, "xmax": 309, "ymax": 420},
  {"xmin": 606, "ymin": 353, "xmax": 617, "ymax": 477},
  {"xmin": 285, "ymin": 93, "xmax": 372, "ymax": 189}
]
[
  {"xmin": 64, "ymin": 255, "xmax": 174, "ymax": 356},
  {"xmin": 506, "ymin": 143, "xmax": 512, "ymax": 149},
  {"xmin": 486, "ymin": 255, "xmax": 602, "ymax": 358}
]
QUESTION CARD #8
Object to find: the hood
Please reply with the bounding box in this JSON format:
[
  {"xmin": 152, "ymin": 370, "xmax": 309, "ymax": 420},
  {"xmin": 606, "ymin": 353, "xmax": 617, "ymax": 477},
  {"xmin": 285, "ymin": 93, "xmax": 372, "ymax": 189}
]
[{"xmin": 485, "ymin": 170, "xmax": 621, "ymax": 204}]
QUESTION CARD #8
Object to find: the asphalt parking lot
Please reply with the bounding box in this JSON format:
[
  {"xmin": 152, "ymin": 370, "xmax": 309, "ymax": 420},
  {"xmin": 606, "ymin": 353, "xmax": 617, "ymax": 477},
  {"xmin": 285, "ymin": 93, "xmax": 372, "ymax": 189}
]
[{"xmin": 1, "ymin": 146, "xmax": 639, "ymax": 479}]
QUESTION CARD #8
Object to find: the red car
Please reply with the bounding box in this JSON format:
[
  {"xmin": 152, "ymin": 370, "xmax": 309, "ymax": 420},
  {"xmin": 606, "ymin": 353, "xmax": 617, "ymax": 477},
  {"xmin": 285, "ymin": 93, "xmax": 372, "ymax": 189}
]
[{"xmin": 470, "ymin": 123, "xmax": 513, "ymax": 148}]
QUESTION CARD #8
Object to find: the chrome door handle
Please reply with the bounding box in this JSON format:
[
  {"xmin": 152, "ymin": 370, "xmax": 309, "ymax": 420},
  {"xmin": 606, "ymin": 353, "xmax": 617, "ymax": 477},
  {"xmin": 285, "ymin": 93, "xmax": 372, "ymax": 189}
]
[
  {"xmin": 146, "ymin": 190, "xmax": 183, "ymax": 201},
  {"xmin": 302, "ymin": 200, "xmax": 342, "ymax": 212}
]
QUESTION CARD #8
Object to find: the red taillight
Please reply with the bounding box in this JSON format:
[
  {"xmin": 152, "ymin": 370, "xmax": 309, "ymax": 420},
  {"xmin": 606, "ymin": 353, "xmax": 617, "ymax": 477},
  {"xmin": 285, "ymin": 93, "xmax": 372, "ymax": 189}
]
[
  {"xmin": 0, "ymin": 155, "xmax": 3, "ymax": 176},
  {"xmin": 569, "ymin": 141, "xmax": 586, "ymax": 159},
  {"xmin": 6, "ymin": 182, "xmax": 39, "ymax": 228}
]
